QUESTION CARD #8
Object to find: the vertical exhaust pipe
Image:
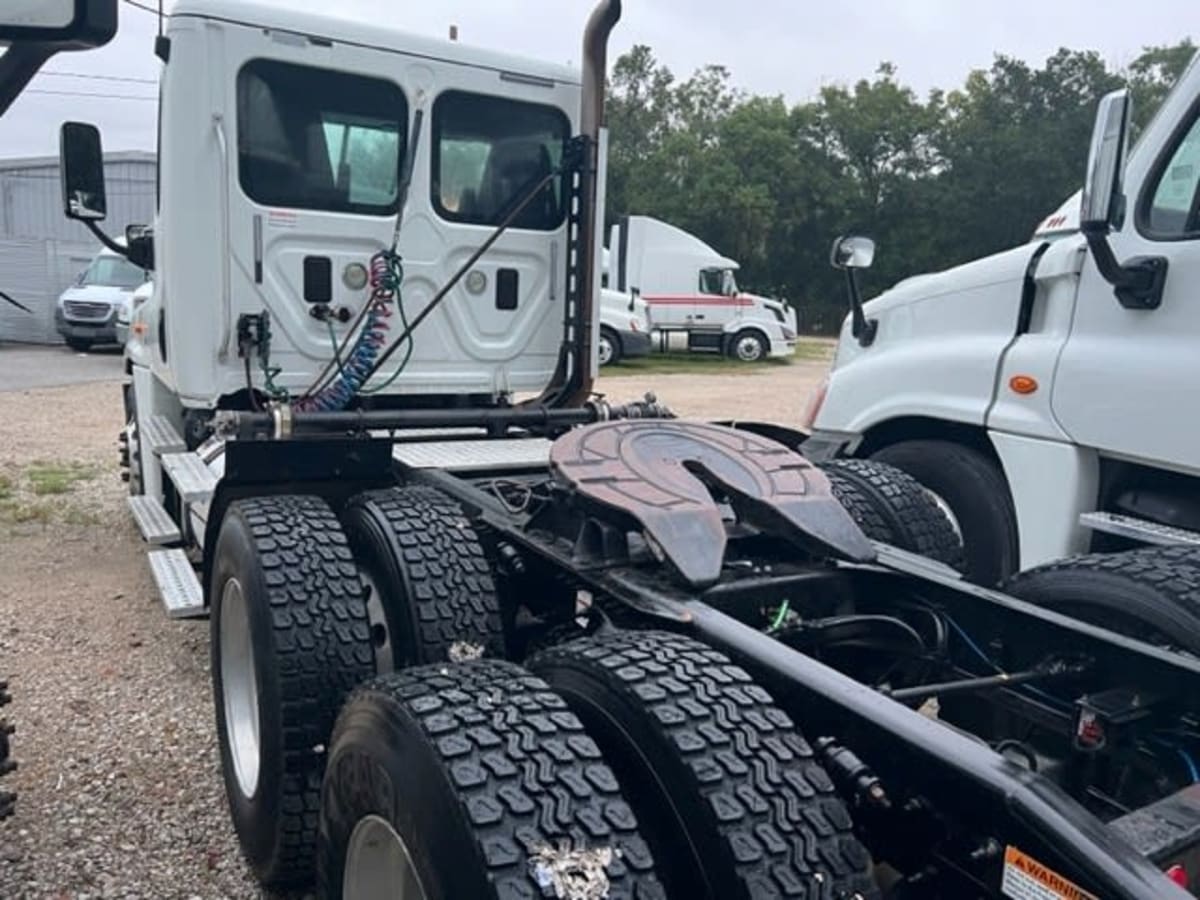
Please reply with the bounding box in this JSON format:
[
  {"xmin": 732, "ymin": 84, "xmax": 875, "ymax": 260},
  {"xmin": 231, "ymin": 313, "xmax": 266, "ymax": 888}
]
[
  {"xmin": 539, "ymin": 0, "xmax": 622, "ymax": 407},
  {"xmin": 572, "ymin": 0, "xmax": 622, "ymax": 402}
]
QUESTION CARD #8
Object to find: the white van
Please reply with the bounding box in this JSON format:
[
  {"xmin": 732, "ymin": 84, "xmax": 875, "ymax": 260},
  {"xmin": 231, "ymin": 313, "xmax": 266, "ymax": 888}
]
[
  {"xmin": 608, "ymin": 215, "xmax": 796, "ymax": 361},
  {"xmin": 598, "ymin": 286, "xmax": 651, "ymax": 366},
  {"xmin": 55, "ymin": 246, "xmax": 150, "ymax": 351}
]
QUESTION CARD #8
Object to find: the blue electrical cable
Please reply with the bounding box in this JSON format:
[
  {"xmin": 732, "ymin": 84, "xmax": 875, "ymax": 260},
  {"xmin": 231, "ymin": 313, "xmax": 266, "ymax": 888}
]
[
  {"xmin": 942, "ymin": 614, "xmax": 1072, "ymax": 710},
  {"xmin": 1149, "ymin": 736, "xmax": 1200, "ymax": 783},
  {"xmin": 295, "ymin": 250, "xmax": 402, "ymax": 412}
]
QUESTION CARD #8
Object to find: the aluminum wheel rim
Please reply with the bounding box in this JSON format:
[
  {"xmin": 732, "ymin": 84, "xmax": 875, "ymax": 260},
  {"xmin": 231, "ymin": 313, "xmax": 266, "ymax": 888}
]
[
  {"xmin": 220, "ymin": 577, "xmax": 261, "ymax": 799},
  {"xmin": 736, "ymin": 336, "xmax": 762, "ymax": 361},
  {"xmin": 361, "ymin": 568, "xmax": 393, "ymax": 674},
  {"xmin": 924, "ymin": 488, "xmax": 964, "ymax": 543},
  {"xmin": 343, "ymin": 815, "xmax": 427, "ymax": 900},
  {"xmin": 598, "ymin": 334, "xmax": 614, "ymax": 366}
]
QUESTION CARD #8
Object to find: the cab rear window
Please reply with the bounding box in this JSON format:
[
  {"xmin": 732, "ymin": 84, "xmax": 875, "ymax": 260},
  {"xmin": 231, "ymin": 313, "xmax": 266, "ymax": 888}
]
[
  {"xmin": 237, "ymin": 60, "xmax": 407, "ymax": 216},
  {"xmin": 432, "ymin": 90, "xmax": 570, "ymax": 231}
]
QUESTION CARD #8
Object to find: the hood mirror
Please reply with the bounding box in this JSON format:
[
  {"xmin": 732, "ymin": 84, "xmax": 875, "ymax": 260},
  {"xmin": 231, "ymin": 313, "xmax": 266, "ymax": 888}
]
[{"xmin": 830, "ymin": 235, "xmax": 878, "ymax": 347}]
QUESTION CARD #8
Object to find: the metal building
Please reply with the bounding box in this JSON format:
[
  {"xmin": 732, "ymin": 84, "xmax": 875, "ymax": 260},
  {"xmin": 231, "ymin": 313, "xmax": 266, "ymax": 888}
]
[{"xmin": 0, "ymin": 151, "xmax": 155, "ymax": 344}]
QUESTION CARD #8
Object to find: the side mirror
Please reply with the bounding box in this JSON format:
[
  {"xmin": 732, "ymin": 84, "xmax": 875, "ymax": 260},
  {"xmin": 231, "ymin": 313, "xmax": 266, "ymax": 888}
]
[
  {"xmin": 1078, "ymin": 90, "xmax": 1170, "ymax": 310},
  {"xmin": 830, "ymin": 234, "xmax": 878, "ymax": 347},
  {"xmin": 60, "ymin": 122, "xmax": 107, "ymax": 222},
  {"xmin": 1081, "ymin": 90, "xmax": 1131, "ymax": 233},
  {"xmin": 0, "ymin": 1, "xmax": 117, "ymax": 46},
  {"xmin": 830, "ymin": 235, "xmax": 876, "ymax": 270}
]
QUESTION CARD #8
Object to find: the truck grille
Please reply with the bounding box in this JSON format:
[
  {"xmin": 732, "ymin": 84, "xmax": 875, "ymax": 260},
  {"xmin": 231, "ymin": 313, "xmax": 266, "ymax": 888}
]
[{"xmin": 63, "ymin": 300, "xmax": 111, "ymax": 320}]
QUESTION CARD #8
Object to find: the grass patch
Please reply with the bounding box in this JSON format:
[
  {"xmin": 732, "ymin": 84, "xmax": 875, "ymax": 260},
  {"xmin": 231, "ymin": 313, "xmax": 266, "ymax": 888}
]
[
  {"xmin": 0, "ymin": 475, "xmax": 11, "ymax": 501},
  {"xmin": 62, "ymin": 506, "xmax": 102, "ymax": 526},
  {"xmin": 0, "ymin": 498, "xmax": 54, "ymax": 524},
  {"xmin": 24, "ymin": 461, "xmax": 95, "ymax": 496},
  {"xmin": 603, "ymin": 339, "xmax": 833, "ymax": 377}
]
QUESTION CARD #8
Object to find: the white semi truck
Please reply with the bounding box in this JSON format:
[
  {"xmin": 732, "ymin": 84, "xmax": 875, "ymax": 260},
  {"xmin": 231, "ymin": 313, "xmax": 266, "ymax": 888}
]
[
  {"xmin": 20, "ymin": 2, "xmax": 1200, "ymax": 899},
  {"xmin": 806, "ymin": 54, "xmax": 1200, "ymax": 594},
  {"xmin": 608, "ymin": 215, "xmax": 797, "ymax": 361}
]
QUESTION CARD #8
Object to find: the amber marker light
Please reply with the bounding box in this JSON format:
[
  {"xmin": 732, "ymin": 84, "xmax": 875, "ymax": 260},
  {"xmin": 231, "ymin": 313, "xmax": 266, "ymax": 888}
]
[{"xmin": 1009, "ymin": 375, "xmax": 1039, "ymax": 395}]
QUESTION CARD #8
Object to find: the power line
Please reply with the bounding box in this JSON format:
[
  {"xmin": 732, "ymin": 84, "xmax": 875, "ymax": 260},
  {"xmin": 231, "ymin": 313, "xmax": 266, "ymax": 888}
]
[
  {"xmin": 40, "ymin": 71, "xmax": 157, "ymax": 86},
  {"xmin": 25, "ymin": 89, "xmax": 157, "ymax": 102},
  {"xmin": 122, "ymin": 0, "xmax": 162, "ymax": 16}
]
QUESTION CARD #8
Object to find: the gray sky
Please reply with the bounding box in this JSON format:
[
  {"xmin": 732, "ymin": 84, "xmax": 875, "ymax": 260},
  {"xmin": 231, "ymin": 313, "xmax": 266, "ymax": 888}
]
[{"xmin": 0, "ymin": 0, "xmax": 1192, "ymax": 159}]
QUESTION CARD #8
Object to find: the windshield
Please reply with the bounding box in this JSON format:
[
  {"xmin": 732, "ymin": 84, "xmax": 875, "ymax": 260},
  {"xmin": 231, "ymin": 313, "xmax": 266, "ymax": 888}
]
[{"xmin": 79, "ymin": 255, "xmax": 146, "ymax": 289}]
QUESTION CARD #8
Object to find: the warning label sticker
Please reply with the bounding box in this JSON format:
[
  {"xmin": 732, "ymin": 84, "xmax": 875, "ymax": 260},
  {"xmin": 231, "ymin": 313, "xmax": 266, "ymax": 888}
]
[{"xmin": 1002, "ymin": 846, "xmax": 1098, "ymax": 900}]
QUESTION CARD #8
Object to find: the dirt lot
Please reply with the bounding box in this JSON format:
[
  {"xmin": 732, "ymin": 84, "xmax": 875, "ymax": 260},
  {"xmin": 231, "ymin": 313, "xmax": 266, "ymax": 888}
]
[{"xmin": 0, "ymin": 351, "xmax": 830, "ymax": 898}]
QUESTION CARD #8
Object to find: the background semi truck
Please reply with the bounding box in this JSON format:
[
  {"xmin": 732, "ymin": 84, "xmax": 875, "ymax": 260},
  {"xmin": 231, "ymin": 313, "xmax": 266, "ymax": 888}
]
[
  {"xmin": 608, "ymin": 214, "xmax": 798, "ymax": 361},
  {"xmin": 806, "ymin": 53, "xmax": 1200, "ymax": 592},
  {"xmin": 7, "ymin": 2, "xmax": 1200, "ymax": 898}
]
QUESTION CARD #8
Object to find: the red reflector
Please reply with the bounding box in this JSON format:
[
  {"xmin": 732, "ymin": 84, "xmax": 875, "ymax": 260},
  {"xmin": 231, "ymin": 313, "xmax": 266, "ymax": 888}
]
[{"xmin": 1166, "ymin": 863, "xmax": 1188, "ymax": 887}]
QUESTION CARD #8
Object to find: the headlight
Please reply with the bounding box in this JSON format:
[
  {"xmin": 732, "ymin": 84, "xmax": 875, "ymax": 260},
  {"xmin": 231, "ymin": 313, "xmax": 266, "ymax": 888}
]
[{"xmin": 782, "ymin": 327, "xmax": 796, "ymax": 341}]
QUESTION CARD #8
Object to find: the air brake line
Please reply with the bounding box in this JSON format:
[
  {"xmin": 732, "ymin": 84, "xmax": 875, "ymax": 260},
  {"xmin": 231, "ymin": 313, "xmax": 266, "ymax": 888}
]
[{"xmin": 295, "ymin": 110, "xmax": 425, "ymax": 410}]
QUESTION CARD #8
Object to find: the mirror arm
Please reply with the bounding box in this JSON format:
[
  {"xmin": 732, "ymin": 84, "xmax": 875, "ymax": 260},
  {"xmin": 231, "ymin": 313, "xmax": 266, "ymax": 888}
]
[
  {"xmin": 83, "ymin": 219, "xmax": 131, "ymax": 260},
  {"xmin": 1081, "ymin": 224, "xmax": 1168, "ymax": 311},
  {"xmin": 0, "ymin": 46, "xmax": 52, "ymax": 118},
  {"xmin": 845, "ymin": 270, "xmax": 878, "ymax": 347}
]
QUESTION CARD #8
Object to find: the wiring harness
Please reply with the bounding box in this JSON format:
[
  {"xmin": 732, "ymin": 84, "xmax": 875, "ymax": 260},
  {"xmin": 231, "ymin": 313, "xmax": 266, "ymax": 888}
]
[{"xmin": 294, "ymin": 250, "xmax": 412, "ymax": 412}]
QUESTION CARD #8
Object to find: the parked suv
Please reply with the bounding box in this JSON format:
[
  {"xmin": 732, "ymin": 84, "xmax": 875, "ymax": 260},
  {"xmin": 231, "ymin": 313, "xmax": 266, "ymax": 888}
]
[{"xmin": 56, "ymin": 246, "xmax": 149, "ymax": 351}]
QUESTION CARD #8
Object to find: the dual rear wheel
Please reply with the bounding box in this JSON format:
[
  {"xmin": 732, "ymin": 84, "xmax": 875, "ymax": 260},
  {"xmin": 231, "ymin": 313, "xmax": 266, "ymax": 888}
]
[{"xmin": 210, "ymin": 489, "xmax": 878, "ymax": 898}]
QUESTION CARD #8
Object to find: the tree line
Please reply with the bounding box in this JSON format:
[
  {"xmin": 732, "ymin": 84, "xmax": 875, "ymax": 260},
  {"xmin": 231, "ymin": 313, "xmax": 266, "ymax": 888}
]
[{"xmin": 605, "ymin": 41, "xmax": 1196, "ymax": 333}]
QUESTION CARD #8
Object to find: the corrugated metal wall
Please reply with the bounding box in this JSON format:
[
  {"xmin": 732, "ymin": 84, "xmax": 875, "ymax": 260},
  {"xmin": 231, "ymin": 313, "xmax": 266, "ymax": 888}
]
[{"xmin": 0, "ymin": 153, "xmax": 155, "ymax": 344}]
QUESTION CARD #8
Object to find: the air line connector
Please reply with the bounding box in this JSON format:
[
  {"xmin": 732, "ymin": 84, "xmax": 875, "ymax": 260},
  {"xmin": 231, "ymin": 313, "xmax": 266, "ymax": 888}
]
[{"xmin": 815, "ymin": 736, "xmax": 891, "ymax": 811}]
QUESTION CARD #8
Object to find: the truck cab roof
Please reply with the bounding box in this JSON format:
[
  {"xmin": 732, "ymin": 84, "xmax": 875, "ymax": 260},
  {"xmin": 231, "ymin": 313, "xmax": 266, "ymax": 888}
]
[{"xmin": 171, "ymin": 0, "xmax": 582, "ymax": 87}]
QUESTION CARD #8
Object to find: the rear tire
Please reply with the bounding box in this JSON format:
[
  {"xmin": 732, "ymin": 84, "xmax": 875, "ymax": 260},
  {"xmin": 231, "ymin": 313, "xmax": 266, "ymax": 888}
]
[
  {"xmin": 872, "ymin": 440, "xmax": 1018, "ymax": 585},
  {"xmin": 120, "ymin": 383, "xmax": 143, "ymax": 496},
  {"xmin": 0, "ymin": 679, "xmax": 15, "ymax": 821},
  {"xmin": 341, "ymin": 485, "xmax": 504, "ymax": 672},
  {"xmin": 529, "ymin": 630, "xmax": 879, "ymax": 900},
  {"xmin": 728, "ymin": 329, "xmax": 767, "ymax": 363},
  {"xmin": 822, "ymin": 458, "xmax": 965, "ymax": 570},
  {"xmin": 599, "ymin": 326, "xmax": 622, "ymax": 367},
  {"xmin": 1006, "ymin": 546, "xmax": 1200, "ymax": 654},
  {"xmin": 317, "ymin": 661, "xmax": 664, "ymax": 899},
  {"xmin": 211, "ymin": 495, "xmax": 374, "ymax": 889}
]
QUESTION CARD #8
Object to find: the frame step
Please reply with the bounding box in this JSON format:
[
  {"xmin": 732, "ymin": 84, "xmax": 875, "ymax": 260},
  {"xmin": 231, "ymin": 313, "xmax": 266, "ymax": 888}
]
[
  {"xmin": 147, "ymin": 548, "xmax": 205, "ymax": 619},
  {"xmin": 143, "ymin": 415, "xmax": 187, "ymax": 456},
  {"xmin": 161, "ymin": 452, "xmax": 217, "ymax": 504},
  {"xmin": 1080, "ymin": 511, "xmax": 1200, "ymax": 548},
  {"xmin": 127, "ymin": 495, "xmax": 181, "ymax": 546}
]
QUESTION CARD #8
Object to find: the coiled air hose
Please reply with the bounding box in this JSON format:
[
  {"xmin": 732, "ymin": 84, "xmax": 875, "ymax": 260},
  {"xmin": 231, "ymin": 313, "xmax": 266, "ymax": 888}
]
[{"xmin": 294, "ymin": 250, "xmax": 406, "ymax": 412}]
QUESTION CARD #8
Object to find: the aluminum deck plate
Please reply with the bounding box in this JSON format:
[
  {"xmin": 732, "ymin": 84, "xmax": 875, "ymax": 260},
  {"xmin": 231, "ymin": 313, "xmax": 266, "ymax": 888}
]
[
  {"xmin": 147, "ymin": 548, "xmax": 205, "ymax": 619},
  {"xmin": 143, "ymin": 415, "xmax": 187, "ymax": 456},
  {"xmin": 392, "ymin": 438, "xmax": 552, "ymax": 472},
  {"xmin": 161, "ymin": 452, "xmax": 218, "ymax": 503},
  {"xmin": 128, "ymin": 495, "xmax": 181, "ymax": 546},
  {"xmin": 1080, "ymin": 511, "xmax": 1200, "ymax": 547},
  {"xmin": 551, "ymin": 420, "xmax": 875, "ymax": 588}
]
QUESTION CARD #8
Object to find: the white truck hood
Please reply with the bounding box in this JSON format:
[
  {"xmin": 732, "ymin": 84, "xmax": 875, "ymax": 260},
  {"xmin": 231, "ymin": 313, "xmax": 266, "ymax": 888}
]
[{"xmin": 861, "ymin": 242, "xmax": 1035, "ymax": 320}]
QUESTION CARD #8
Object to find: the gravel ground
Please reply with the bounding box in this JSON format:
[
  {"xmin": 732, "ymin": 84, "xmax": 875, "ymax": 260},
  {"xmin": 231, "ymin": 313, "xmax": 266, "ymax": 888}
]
[{"xmin": 0, "ymin": 355, "xmax": 829, "ymax": 898}]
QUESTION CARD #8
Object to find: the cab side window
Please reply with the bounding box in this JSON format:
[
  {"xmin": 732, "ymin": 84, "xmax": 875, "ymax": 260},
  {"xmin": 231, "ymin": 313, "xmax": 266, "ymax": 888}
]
[
  {"xmin": 1145, "ymin": 114, "xmax": 1200, "ymax": 238},
  {"xmin": 432, "ymin": 91, "xmax": 569, "ymax": 231},
  {"xmin": 237, "ymin": 60, "xmax": 407, "ymax": 216}
]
